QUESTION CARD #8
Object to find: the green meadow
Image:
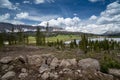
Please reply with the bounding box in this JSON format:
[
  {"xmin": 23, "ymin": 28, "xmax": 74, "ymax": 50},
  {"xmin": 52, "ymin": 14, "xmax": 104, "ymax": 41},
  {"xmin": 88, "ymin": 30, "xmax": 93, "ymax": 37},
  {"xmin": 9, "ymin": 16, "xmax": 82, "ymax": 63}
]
[{"xmin": 28, "ymin": 34, "xmax": 81, "ymax": 43}]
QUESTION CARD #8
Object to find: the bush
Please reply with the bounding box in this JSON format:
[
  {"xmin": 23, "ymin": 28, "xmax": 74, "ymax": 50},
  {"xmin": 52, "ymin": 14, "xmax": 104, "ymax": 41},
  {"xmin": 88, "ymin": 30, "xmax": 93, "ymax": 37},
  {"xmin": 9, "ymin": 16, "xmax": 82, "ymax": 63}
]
[{"xmin": 100, "ymin": 55, "xmax": 120, "ymax": 73}]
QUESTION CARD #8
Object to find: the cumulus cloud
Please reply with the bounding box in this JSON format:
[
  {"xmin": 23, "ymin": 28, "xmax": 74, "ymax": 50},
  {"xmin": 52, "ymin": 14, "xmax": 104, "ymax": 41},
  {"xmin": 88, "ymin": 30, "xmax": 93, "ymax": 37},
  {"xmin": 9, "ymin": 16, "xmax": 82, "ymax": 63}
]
[
  {"xmin": 39, "ymin": 1, "xmax": 120, "ymax": 34},
  {"xmin": 35, "ymin": 0, "xmax": 45, "ymax": 4},
  {"xmin": 23, "ymin": 0, "xmax": 31, "ymax": 4},
  {"xmin": 0, "ymin": 13, "xmax": 24, "ymax": 24},
  {"xmin": 39, "ymin": 17, "xmax": 81, "ymax": 29},
  {"xmin": 15, "ymin": 12, "xmax": 29, "ymax": 19},
  {"xmin": 88, "ymin": 0, "xmax": 105, "ymax": 3},
  {"xmin": 97, "ymin": 1, "xmax": 120, "ymax": 24},
  {"xmin": 34, "ymin": 0, "xmax": 55, "ymax": 4},
  {"xmin": 0, "ymin": 0, "xmax": 18, "ymax": 10},
  {"xmin": 0, "ymin": 13, "xmax": 10, "ymax": 21},
  {"xmin": 89, "ymin": 15, "xmax": 97, "ymax": 20},
  {"xmin": 15, "ymin": 12, "xmax": 59, "ymax": 21}
]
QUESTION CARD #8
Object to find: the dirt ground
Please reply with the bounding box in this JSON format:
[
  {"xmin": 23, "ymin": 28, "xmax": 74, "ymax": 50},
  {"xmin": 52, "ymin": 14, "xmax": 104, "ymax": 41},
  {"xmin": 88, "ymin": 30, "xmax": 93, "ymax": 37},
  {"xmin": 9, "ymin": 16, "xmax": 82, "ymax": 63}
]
[
  {"xmin": 0, "ymin": 45, "xmax": 56, "ymax": 58},
  {"xmin": 0, "ymin": 45, "xmax": 83, "ymax": 60}
]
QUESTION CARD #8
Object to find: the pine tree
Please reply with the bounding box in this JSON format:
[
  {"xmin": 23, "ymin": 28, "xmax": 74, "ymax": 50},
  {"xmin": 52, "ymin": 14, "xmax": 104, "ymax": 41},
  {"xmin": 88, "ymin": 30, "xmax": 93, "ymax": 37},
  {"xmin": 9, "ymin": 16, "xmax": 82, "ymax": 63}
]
[
  {"xmin": 0, "ymin": 33, "xmax": 4, "ymax": 47},
  {"xmin": 17, "ymin": 27, "xmax": 24, "ymax": 44},
  {"xmin": 36, "ymin": 27, "xmax": 45, "ymax": 46},
  {"xmin": 36, "ymin": 27, "xmax": 41, "ymax": 45},
  {"xmin": 79, "ymin": 34, "xmax": 88, "ymax": 53}
]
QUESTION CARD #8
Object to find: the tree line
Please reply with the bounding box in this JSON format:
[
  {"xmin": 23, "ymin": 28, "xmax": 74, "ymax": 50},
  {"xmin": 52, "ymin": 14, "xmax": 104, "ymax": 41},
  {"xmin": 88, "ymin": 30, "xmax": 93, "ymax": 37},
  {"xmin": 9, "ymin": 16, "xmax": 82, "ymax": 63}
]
[{"xmin": 0, "ymin": 27, "xmax": 120, "ymax": 54}]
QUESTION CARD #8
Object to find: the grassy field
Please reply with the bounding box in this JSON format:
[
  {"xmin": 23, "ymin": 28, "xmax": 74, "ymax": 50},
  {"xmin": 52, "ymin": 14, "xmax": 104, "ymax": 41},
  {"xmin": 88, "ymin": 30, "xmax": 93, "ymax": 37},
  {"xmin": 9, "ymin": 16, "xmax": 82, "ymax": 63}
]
[{"xmin": 28, "ymin": 34, "xmax": 81, "ymax": 44}]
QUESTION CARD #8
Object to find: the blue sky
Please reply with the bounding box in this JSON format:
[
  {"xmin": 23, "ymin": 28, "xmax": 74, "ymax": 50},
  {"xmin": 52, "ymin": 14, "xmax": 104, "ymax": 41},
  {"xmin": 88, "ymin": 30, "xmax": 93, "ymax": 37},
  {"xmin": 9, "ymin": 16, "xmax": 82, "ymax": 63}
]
[{"xmin": 0, "ymin": 0, "xmax": 120, "ymax": 34}]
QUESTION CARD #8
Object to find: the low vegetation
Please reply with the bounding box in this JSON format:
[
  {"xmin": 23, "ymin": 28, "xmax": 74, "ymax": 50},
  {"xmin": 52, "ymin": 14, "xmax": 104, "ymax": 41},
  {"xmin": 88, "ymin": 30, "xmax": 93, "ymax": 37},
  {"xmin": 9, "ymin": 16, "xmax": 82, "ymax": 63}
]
[{"xmin": 0, "ymin": 27, "xmax": 120, "ymax": 74}]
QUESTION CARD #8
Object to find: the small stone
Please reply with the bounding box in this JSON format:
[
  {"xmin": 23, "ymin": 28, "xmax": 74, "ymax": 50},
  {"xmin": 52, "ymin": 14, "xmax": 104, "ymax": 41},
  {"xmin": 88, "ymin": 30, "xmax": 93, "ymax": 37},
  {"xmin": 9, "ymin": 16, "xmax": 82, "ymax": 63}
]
[
  {"xmin": 75, "ymin": 71, "xmax": 79, "ymax": 75},
  {"xmin": 38, "ymin": 74, "xmax": 41, "ymax": 77},
  {"xmin": 63, "ymin": 68, "xmax": 73, "ymax": 75},
  {"xmin": 1, "ymin": 71, "xmax": 16, "ymax": 80},
  {"xmin": 108, "ymin": 68, "xmax": 120, "ymax": 77},
  {"xmin": 7, "ymin": 65, "xmax": 14, "ymax": 71},
  {"xmin": 77, "ymin": 70, "xmax": 81, "ymax": 73},
  {"xmin": 27, "ymin": 55, "xmax": 42, "ymax": 67},
  {"xmin": 49, "ymin": 72, "xmax": 59, "ymax": 79},
  {"xmin": 0, "ymin": 57, "xmax": 13, "ymax": 64},
  {"xmin": 18, "ymin": 73, "xmax": 28, "ymax": 78},
  {"xmin": 16, "ymin": 55, "xmax": 27, "ymax": 64},
  {"xmin": 79, "ymin": 74, "xmax": 83, "ymax": 77},
  {"xmin": 63, "ymin": 68, "xmax": 71, "ymax": 72},
  {"xmin": 21, "ymin": 68, "xmax": 27, "ymax": 73},
  {"xmin": 59, "ymin": 71, "xmax": 63, "ymax": 74},
  {"xmin": 41, "ymin": 72, "xmax": 50, "ymax": 80},
  {"xmin": 2, "ymin": 65, "xmax": 9, "ymax": 71},
  {"xmin": 39, "ymin": 64, "xmax": 49, "ymax": 74}
]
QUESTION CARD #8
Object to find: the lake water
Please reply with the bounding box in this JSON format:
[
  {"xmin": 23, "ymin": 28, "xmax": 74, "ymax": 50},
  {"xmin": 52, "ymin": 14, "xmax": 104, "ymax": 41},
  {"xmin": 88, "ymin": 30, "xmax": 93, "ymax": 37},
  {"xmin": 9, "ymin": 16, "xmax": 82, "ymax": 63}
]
[
  {"xmin": 90, "ymin": 38, "xmax": 120, "ymax": 42},
  {"xmin": 64, "ymin": 38, "xmax": 120, "ymax": 44}
]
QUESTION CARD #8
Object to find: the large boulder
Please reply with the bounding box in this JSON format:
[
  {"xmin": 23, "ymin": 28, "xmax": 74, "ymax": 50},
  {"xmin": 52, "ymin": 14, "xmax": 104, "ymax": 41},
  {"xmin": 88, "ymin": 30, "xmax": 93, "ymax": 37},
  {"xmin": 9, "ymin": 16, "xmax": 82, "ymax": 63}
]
[
  {"xmin": 50, "ymin": 57, "xmax": 59, "ymax": 69},
  {"xmin": 59, "ymin": 59, "xmax": 71, "ymax": 67},
  {"xmin": 59, "ymin": 59, "xmax": 77, "ymax": 68},
  {"xmin": 78, "ymin": 58, "xmax": 100, "ymax": 71},
  {"xmin": 27, "ymin": 55, "xmax": 43, "ymax": 67},
  {"xmin": 97, "ymin": 71, "xmax": 113, "ymax": 80},
  {"xmin": 1, "ymin": 71, "xmax": 16, "ymax": 80},
  {"xmin": 39, "ymin": 64, "xmax": 50, "ymax": 74},
  {"xmin": 67, "ymin": 59, "xmax": 77, "ymax": 66},
  {"xmin": 15, "ymin": 55, "xmax": 27, "ymax": 64},
  {"xmin": 41, "ymin": 54, "xmax": 55, "ymax": 65},
  {"xmin": 0, "ymin": 56, "xmax": 13, "ymax": 64},
  {"xmin": 108, "ymin": 68, "xmax": 120, "ymax": 77}
]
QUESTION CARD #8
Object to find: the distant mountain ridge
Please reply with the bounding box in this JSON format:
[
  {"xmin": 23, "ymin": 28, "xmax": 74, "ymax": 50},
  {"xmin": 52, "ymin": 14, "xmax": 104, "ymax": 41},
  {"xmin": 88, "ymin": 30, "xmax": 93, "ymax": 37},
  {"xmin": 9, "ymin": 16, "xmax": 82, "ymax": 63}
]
[
  {"xmin": 0, "ymin": 22, "xmax": 120, "ymax": 36},
  {"xmin": 102, "ymin": 31, "xmax": 120, "ymax": 36},
  {"xmin": 0, "ymin": 22, "xmax": 43, "ymax": 32},
  {"xmin": 0, "ymin": 22, "xmax": 63, "ymax": 32}
]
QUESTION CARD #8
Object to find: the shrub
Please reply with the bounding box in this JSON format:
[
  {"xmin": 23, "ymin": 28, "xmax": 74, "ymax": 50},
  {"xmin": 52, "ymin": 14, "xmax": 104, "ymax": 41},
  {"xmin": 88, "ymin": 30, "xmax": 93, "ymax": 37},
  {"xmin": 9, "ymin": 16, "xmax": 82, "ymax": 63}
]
[{"xmin": 100, "ymin": 55, "xmax": 120, "ymax": 73}]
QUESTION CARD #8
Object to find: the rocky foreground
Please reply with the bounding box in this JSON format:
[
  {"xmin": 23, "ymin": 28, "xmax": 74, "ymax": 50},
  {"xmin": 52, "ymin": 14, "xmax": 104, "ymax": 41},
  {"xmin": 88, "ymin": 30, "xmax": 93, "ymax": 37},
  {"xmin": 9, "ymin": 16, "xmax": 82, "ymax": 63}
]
[{"xmin": 0, "ymin": 54, "xmax": 120, "ymax": 80}]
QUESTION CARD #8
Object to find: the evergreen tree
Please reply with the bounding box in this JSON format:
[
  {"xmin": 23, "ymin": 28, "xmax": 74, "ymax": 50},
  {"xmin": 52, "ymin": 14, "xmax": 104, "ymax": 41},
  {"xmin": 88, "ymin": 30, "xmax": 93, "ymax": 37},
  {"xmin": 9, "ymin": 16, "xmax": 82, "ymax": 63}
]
[
  {"xmin": 17, "ymin": 27, "xmax": 24, "ymax": 44},
  {"xmin": 79, "ymin": 34, "xmax": 88, "ymax": 53},
  {"xmin": 0, "ymin": 33, "xmax": 4, "ymax": 47},
  {"xmin": 36, "ymin": 27, "xmax": 45, "ymax": 46}
]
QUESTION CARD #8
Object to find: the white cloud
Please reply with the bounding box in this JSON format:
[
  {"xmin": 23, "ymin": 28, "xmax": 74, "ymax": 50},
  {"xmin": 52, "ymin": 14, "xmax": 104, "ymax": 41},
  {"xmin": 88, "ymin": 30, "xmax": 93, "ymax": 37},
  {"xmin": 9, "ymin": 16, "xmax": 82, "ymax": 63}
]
[
  {"xmin": 15, "ymin": 12, "xmax": 59, "ymax": 21},
  {"xmin": 89, "ymin": 15, "xmax": 97, "ymax": 20},
  {"xmin": 0, "ymin": 0, "xmax": 18, "ymax": 10},
  {"xmin": 38, "ymin": 1, "xmax": 120, "ymax": 34},
  {"xmin": 35, "ymin": 0, "xmax": 45, "ymax": 4},
  {"xmin": 34, "ymin": 0, "xmax": 55, "ymax": 4},
  {"xmin": 88, "ymin": 0, "xmax": 104, "ymax": 3},
  {"xmin": 0, "ymin": 13, "xmax": 24, "ymax": 24},
  {"xmin": 15, "ymin": 12, "xmax": 29, "ymax": 19},
  {"xmin": 23, "ymin": 1, "xmax": 31, "ymax": 4},
  {"xmin": 0, "ymin": 13, "xmax": 10, "ymax": 21},
  {"xmin": 39, "ymin": 17, "xmax": 81, "ymax": 28},
  {"xmin": 10, "ymin": 20, "xmax": 24, "ymax": 24},
  {"xmin": 97, "ymin": 1, "xmax": 120, "ymax": 24},
  {"xmin": 47, "ymin": 0, "xmax": 55, "ymax": 3}
]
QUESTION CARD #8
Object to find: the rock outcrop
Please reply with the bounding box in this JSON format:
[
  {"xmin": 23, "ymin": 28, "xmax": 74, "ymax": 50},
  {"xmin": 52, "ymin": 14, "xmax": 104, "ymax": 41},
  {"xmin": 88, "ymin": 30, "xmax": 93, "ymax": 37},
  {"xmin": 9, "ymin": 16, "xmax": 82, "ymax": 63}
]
[
  {"xmin": 0, "ymin": 54, "xmax": 119, "ymax": 80},
  {"xmin": 1, "ymin": 71, "xmax": 16, "ymax": 80},
  {"xmin": 78, "ymin": 58, "xmax": 100, "ymax": 71},
  {"xmin": 109, "ymin": 69, "xmax": 120, "ymax": 78},
  {"xmin": 0, "ymin": 56, "xmax": 13, "ymax": 64}
]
